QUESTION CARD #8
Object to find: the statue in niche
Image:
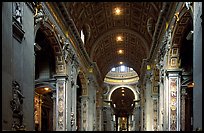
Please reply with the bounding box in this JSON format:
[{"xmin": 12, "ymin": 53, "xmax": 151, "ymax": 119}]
[
  {"xmin": 14, "ymin": 2, "xmax": 22, "ymax": 25},
  {"xmin": 10, "ymin": 81, "xmax": 25, "ymax": 130}
]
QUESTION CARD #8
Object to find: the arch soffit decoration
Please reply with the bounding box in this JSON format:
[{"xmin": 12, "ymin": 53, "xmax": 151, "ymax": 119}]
[
  {"xmin": 171, "ymin": 6, "xmax": 193, "ymax": 49},
  {"xmin": 108, "ymin": 85, "xmax": 139, "ymax": 102},
  {"xmin": 34, "ymin": 19, "xmax": 67, "ymax": 74}
]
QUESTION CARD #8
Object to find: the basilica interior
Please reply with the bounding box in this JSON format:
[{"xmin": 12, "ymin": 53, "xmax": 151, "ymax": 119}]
[{"xmin": 2, "ymin": 2, "xmax": 202, "ymax": 131}]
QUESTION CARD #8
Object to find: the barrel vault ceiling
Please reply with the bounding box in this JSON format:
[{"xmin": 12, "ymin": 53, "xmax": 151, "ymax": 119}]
[{"xmin": 55, "ymin": 2, "xmax": 163, "ymax": 79}]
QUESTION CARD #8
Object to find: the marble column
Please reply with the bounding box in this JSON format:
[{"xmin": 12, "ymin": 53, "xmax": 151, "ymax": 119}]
[
  {"xmin": 70, "ymin": 62, "xmax": 79, "ymax": 131},
  {"xmin": 134, "ymin": 105, "xmax": 140, "ymax": 131},
  {"xmin": 64, "ymin": 55, "xmax": 79, "ymax": 131},
  {"xmin": 96, "ymin": 106, "xmax": 103, "ymax": 131},
  {"xmin": 51, "ymin": 91, "xmax": 56, "ymax": 131},
  {"xmin": 140, "ymin": 85, "xmax": 145, "ymax": 131},
  {"xmin": 65, "ymin": 71, "xmax": 71, "ymax": 131},
  {"xmin": 106, "ymin": 106, "xmax": 113, "ymax": 131},
  {"xmin": 158, "ymin": 68, "xmax": 164, "ymax": 131},
  {"xmin": 81, "ymin": 96, "xmax": 89, "ymax": 131},
  {"xmin": 86, "ymin": 75, "xmax": 97, "ymax": 131},
  {"xmin": 54, "ymin": 75, "xmax": 67, "ymax": 131},
  {"xmin": 163, "ymin": 69, "xmax": 168, "ymax": 130},
  {"xmin": 165, "ymin": 69, "xmax": 182, "ymax": 131},
  {"xmin": 180, "ymin": 87, "xmax": 187, "ymax": 131},
  {"xmin": 193, "ymin": 2, "xmax": 202, "ymax": 131},
  {"xmin": 144, "ymin": 71, "xmax": 153, "ymax": 131}
]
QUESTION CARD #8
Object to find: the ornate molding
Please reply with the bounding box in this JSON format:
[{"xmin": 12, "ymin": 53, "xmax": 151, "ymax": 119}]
[{"xmin": 10, "ymin": 81, "xmax": 25, "ymax": 131}]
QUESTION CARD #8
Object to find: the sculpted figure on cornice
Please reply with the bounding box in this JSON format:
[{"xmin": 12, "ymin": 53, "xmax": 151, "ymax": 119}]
[
  {"xmin": 62, "ymin": 40, "xmax": 72, "ymax": 63},
  {"xmin": 62, "ymin": 39, "xmax": 79, "ymax": 68},
  {"xmin": 33, "ymin": 2, "xmax": 48, "ymax": 25}
]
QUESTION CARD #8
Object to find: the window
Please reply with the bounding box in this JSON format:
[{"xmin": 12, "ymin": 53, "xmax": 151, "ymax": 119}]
[
  {"xmin": 81, "ymin": 30, "xmax": 85, "ymax": 43},
  {"xmin": 120, "ymin": 65, "xmax": 125, "ymax": 72},
  {"xmin": 111, "ymin": 67, "xmax": 116, "ymax": 72}
]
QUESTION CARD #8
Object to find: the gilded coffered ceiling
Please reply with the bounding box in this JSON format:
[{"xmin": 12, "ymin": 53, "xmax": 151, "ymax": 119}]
[{"xmin": 55, "ymin": 2, "xmax": 163, "ymax": 79}]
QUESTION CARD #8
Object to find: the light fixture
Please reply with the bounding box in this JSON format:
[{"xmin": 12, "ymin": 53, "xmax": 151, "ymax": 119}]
[
  {"xmin": 119, "ymin": 61, "xmax": 123, "ymax": 65},
  {"xmin": 117, "ymin": 49, "xmax": 124, "ymax": 54},
  {"xmin": 44, "ymin": 87, "xmax": 49, "ymax": 91},
  {"xmin": 114, "ymin": 7, "xmax": 121, "ymax": 15},
  {"xmin": 116, "ymin": 36, "xmax": 123, "ymax": 42},
  {"xmin": 113, "ymin": 104, "xmax": 116, "ymax": 108},
  {"xmin": 122, "ymin": 93, "xmax": 125, "ymax": 96},
  {"xmin": 121, "ymin": 90, "xmax": 125, "ymax": 93}
]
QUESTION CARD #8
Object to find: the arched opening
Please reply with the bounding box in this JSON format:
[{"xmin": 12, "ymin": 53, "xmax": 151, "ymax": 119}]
[
  {"xmin": 34, "ymin": 29, "xmax": 56, "ymax": 131},
  {"xmin": 103, "ymin": 65, "xmax": 140, "ymax": 131},
  {"xmin": 34, "ymin": 29, "xmax": 56, "ymax": 80},
  {"xmin": 110, "ymin": 87, "xmax": 136, "ymax": 131},
  {"xmin": 34, "ymin": 84, "xmax": 54, "ymax": 131}
]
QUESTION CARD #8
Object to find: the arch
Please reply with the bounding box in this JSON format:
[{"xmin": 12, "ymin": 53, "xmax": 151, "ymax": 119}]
[
  {"xmin": 90, "ymin": 28, "xmax": 149, "ymax": 60},
  {"xmin": 34, "ymin": 19, "xmax": 66, "ymax": 74},
  {"xmin": 108, "ymin": 85, "xmax": 139, "ymax": 102}
]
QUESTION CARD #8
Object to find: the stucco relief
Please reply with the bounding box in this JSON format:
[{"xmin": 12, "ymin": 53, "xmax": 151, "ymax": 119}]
[
  {"xmin": 57, "ymin": 82, "xmax": 65, "ymax": 130},
  {"xmin": 169, "ymin": 78, "xmax": 178, "ymax": 131},
  {"xmin": 153, "ymin": 99, "xmax": 158, "ymax": 131}
]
